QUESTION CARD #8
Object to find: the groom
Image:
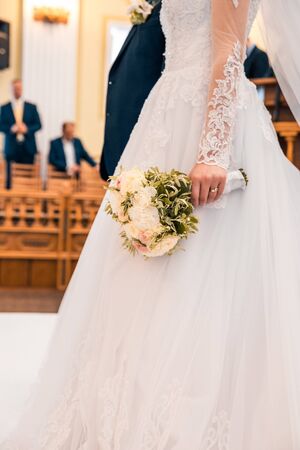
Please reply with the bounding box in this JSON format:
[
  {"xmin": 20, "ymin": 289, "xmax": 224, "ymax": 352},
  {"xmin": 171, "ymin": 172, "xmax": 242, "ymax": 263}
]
[{"xmin": 100, "ymin": 0, "xmax": 165, "ymax": 180}]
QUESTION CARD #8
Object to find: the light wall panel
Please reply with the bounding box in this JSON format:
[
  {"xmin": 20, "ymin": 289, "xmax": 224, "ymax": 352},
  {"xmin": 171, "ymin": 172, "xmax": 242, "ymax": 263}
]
[{"xmin": 22, "ymin": 0, "xmax": 79, "ymax": 173}]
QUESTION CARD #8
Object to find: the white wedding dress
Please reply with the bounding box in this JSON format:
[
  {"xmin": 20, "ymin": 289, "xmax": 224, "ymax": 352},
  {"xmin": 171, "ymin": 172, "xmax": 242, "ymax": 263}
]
[{"xmin": 3, "ymin": 0, "xmax": 300, "ymax": 448}]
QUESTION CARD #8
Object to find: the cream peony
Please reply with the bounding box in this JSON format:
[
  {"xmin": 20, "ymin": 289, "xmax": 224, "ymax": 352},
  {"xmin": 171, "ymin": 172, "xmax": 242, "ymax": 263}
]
[
  {"xmin": 137, "ymin": 229, "xmax": 154, "ymax": 245},
  {"xmin": 123, "ymin": 222, "xmax": 140, "ymax": 241},
  {"xmin": 119, "ymin": 168, "xmax": 146, "ymax": 196},
  {"xmin": 109, "ymin": 191, "xmax": 128, "ymax": 223},
  {"xmin": 129, "ymin": 204, "xmax": 161, "ymax": 231},
  {"xmin": 133, "ymin": 186, "xmax": 157, "ymax": 207},
  {"xmin": 146, "ymin": 236, "xmax": 180, "ymax": 258}
]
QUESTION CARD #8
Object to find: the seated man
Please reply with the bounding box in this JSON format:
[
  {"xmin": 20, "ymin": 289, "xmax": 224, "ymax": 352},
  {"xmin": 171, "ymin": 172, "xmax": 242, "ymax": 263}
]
[
  {"xmin": 49, "ymin": 122, "xmax": 97, "ymax": 176},
  {"xmin": 244, "ymin": 38, "xmax": 273, "ymax": 79}
]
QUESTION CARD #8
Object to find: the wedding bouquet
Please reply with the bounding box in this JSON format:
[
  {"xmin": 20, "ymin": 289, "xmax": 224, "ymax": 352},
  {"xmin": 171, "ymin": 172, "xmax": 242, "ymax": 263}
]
[
  {"xmin": 128, "ymin": 0, "xmax": 153, "ymax": 25},
  {"xmin": 106, "ymin": 167, "xmax": 248, "ymax": 258}
]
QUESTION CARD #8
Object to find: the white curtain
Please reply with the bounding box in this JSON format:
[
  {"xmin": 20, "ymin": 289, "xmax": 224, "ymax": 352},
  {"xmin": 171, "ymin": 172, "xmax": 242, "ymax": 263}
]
[
  {"xmin": 259, "ymin": 0, "xmax": 300, "ymax": 125},
  {"xmin": 22, "ymin": 0, "xmax": 80, "ymax": 176}
]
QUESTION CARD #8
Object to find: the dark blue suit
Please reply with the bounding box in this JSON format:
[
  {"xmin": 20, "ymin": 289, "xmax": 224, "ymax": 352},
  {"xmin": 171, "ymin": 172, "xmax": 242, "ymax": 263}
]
[
  {"xmin": 244, "ymin": 46, "xmax": 272, "ymax": 79},
  {"xmin": 100, "ymin": 1, "xmax": 165, "ymax": 180},
  {"xmin": 0, "ymin": 101, "xmax": 42, "ymax": 188},
  {"xmin": 0, "ymin": 101, "xmax": 42, "ymax": 163},
  {"xmin": 49, "ymin": 137, "xmax": 96, "ymax": 172}
]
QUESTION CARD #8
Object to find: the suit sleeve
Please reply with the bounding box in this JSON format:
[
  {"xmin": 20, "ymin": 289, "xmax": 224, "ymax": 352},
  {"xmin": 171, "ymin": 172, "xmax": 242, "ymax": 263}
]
[
  {"xmin": 26, "ymin": 105, "xmax": 42, "ymax": 135},
  {"xmin": 255, "ymin": 51, "xmax": 270, "ymax": 78},
  {"xmin": 0, "ymin": 107, "xmax": 13, "ymax": 134},
  {"xmin": 49, "ymin": 142, "xmax": 66, "ymax": 172},
  {"xmin": 197, "ymin": 0, "xmax": 251, "ymax": 170},
  {"xmin": 79, "ymin": 140, "xmax": 97, "ymax": 167}
]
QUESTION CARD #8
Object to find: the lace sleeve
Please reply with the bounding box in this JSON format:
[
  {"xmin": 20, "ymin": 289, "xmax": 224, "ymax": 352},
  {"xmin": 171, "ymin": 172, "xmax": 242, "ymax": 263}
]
[{"xmin": 197, "ymin": 0, "xmax": 251, "ymax": 169}]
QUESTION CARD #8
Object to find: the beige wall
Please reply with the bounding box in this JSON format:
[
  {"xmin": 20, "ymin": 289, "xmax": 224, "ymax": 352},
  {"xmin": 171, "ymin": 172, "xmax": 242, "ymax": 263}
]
[
  {"xmin": 77, "ymin": 0, "xmax": 129, "ymax": 160},
  {"xmin": 250, "ymin": 17, "xmax": 266, "ymax": 51},
  {"xmin": 0, "ymin": 0, "xmax": 22, "ymax": 104}
]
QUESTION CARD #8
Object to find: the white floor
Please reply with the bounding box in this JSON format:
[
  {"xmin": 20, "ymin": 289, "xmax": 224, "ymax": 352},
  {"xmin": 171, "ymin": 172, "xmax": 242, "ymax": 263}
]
[{"xmin": 0, "ymin": 313, "xmax": 57, "ymax": 441}]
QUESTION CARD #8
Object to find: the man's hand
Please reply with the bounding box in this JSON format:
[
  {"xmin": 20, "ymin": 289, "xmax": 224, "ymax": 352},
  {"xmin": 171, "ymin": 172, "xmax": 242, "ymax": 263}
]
[
  {"xmin": 189, "ymin": 163, "xmax": 227, "ymax": 208},
  {"xmin": 18, "ymin": 123, "xmax": 28, "ymax": 134},
  {"xmin": 11, "ymin": 124, "xmax": 18, "ymax": 134},
  {"xmin": 11, "ymin": 123, "xmax": 28, "ymax": 135},
  {"xmin": 68, "ymin": 164, "xmax": 81, "ymax": 177}
]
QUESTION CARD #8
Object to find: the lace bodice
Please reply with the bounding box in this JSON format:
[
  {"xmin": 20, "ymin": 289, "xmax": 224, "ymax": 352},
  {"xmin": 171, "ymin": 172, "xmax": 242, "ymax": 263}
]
[
  {"xmin": 161, "ymin": 0, "xmax": 260, "ymax": 72},
  {"xmin": 160, "ymin": 0, "xmax": 261, "ymax": 169}
]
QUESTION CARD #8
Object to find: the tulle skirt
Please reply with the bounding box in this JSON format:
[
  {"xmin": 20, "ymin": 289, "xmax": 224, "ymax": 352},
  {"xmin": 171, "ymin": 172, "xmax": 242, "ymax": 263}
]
[{"xmin": 2, "ymin": 73, "xmax": 300, "ymax": 449}]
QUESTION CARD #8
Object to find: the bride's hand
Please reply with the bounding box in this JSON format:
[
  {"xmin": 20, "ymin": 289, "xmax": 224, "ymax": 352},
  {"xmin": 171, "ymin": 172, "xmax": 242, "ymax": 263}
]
[{"xmin": 189, "ymin": 163, "xmax": 227, "ymax": 207}]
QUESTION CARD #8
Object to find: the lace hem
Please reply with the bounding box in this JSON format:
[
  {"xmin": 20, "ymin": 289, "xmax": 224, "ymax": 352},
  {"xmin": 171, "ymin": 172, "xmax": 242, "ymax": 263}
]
[
  {"xmin": 203, "ymin": 411, "xmax": 230, "ymax": 450},
  {"xmin": 141, "ymin": 379, "xmax": 182, "ymax": 450}
]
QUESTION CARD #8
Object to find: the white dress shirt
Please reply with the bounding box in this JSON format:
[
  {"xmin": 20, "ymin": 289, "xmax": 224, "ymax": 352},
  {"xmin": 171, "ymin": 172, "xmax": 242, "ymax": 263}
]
[
  {"xmin": 11, "ymin": 97, "xmax": 24, "ymax": 124},
  {"xmin": 11, "ymin": 97, "xmax": 25, "ymax": 142},
  {"xmin": 246, "ymin": 43, "xmax": 256, "ymax": 58},
  {"xmin": 62, "ymin": 139, "xmax": 76, "ymax": 170}
]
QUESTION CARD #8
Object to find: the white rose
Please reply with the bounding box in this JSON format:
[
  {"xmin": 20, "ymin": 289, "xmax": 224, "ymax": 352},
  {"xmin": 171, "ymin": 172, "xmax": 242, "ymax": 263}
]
[
  {"xmin": 134, "ymin": 186, "xmax": 157, "ymax": 207},
  {"xmin": 129, "ymin": 204, "xmax": 161, "ymax": 231},
  {"xmin": 137, "ymin": 229, "xmax": 154, "ymax": 245},
  {"xmin": 119, "ymin": 168, "xmax": 146, "ymax": 196},
  {"xmin": 124, "ymin": 223, "xmax": 155, "ymax": 247},
  {"xmin": 139, "ymin": 1, "xmax": 153, "ymax": 18},
  {"xmin": 123, "ymin": 222, "xmax": 140, "ymax": 240},
  {"xmin": 128, "ymin": 0, "xmax": 153, "ymax": 18},
  {"xmin": 147, "ymin": 236, "xmax": 180, "ymax": 258},
  {"xmin": 127, "ymin": 0, "xmax": 139, "ymax": 11},
  {"xmin": 108, "ymin": 175, "xmax": 121, "ymax": 190},
  {"xmin": 109, "ymin": 190, "xmax": 122, "ymax": 215}
]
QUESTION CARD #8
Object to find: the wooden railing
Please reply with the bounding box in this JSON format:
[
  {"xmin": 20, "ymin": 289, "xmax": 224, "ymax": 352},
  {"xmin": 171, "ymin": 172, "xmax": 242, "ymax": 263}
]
[
  {"xmin": 253, "ymin": 78, "xmax": 300, "ymax": 168},
  {"xmin": 65, "ymin": 192, "xmax": 103, "ymax": 282},
  {"xmin": 0, "ymin": 190, "xmax": 65, "ymax": 289},
  {"xmin": 274, "ymin": 122, "xmax": 300, "ymax": 163},
  {"xmin": 10, "ymin": 162, "xmax": 42, "ymax": 190},
  {"xmin": 252, "ymin": 77, "xmax": 293, "ymax": 122}
]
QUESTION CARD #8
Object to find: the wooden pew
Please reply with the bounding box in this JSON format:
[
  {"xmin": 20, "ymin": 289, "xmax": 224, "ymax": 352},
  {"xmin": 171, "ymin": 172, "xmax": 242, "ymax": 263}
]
[
  {"xmin": 0, "ymin": 160, "xmax": 5, "ymax": 190},
  {"xmin": 8, "ymin": 162, "xmax": 42, "ymax": 191},
  {"xmin": 253, "ymin": 77, "xmax": 294, "ymax": 122},
  {"xmin": 77, "ymin": 163, "xmax": 105, "ymax": 194},
  {"xmin": 64, "ymin": 191, "xmax": 105, "ymax": 286},
  {"xmin": 46, "ymin": 165, "xmax": 76, "ymax": 193},
  {"xmin": 46, "ymin": 164, "xmax": 106, "ymax": 195},
  {"xmin": 0, "ymin": 190, "xmax": 66, "ymax": 289}
]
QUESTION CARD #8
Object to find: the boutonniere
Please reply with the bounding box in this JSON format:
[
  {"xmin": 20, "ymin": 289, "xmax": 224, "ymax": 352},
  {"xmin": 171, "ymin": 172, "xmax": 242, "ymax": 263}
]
[{"xmin": 128, "ymin": 0, "xmax": 155, "ymax": 25}]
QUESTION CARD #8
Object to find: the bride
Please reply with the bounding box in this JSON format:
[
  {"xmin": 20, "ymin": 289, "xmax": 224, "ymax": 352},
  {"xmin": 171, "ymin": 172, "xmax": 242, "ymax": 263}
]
[{"xmin": 3, "ymin": 0, "xmax": 300, "ymax": 448}]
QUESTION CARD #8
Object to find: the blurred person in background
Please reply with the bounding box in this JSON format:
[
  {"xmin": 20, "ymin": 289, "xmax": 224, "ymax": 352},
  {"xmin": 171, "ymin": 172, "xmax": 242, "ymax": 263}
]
[
  {"xmin": 0, "ymin": 79, "xmax": 42, "ymax": 188},
  {"xmin": 99, "ymin": 0, "xmax": 165, "ymax": 180},
  {"xmin": 244, "ymin": 38, "xmax": 273, "ymax": 79},
  {"xmin": 49, "ymin": 122, "xmax": 97, "ymax": 176}
]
